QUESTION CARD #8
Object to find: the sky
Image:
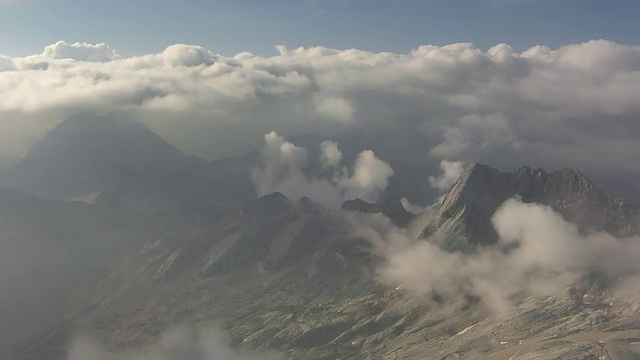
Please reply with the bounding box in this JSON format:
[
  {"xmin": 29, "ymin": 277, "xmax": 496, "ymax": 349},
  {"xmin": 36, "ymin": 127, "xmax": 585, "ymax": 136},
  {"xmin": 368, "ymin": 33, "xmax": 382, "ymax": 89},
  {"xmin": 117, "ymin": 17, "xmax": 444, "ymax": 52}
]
[{"xmin": 1, "ymin": 0, "xmax": 639, "ymax": 57}]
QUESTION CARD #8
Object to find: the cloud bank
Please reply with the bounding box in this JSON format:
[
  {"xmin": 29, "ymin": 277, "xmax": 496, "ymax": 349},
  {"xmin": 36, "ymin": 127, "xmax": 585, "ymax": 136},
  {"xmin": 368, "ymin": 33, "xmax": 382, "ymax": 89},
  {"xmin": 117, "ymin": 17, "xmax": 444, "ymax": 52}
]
[
  {"xmin": 1, "ymin": 39, "xmax": 640, "ymax": 200},
  {"xmin": 251, "ymin": 132, "xmax": 393, "ymax": 208},
  {"xmin": 350, "ymin": 198, "xmax": 640, "ymax": 314}
]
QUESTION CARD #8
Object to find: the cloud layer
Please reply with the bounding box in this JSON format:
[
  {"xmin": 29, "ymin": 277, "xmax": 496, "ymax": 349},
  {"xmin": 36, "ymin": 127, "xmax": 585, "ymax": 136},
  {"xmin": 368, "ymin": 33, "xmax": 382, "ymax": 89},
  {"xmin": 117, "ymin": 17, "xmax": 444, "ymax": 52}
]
[
  {"xmin": 1, "ymin": 39, "xmax": 640, "ymax": 200},
  {"xmin": 350, "ymin": 199, "xmax": 640, "ymax": 314}
]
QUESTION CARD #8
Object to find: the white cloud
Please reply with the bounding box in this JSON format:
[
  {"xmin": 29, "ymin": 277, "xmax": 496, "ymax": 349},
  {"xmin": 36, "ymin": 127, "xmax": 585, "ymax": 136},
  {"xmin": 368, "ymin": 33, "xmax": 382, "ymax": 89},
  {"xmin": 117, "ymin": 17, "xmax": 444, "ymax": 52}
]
[
  {"xmin": 42, "ymin": 41, "xmax": 121, "ymax": 62},
  {"xmin": 428, "ymin": 160, "xmax": 466, "ymax": 191},
  {"xmin": 314, "ymin": 96, "xmax": 354, "ymax": 123},
  {"xmin": 251, "ymin": 131, "xmax": 309, "ymax": 199},
  {"xmin": 399, "ymin": 197, "xmax": 425, "ymax": 214},
  {"xmin": 160, "ymin": 44, "xmax": 217, "ymax": 67},
  {"xmin": 251, "ymin": 132, "xmax": 393, "ymax": 207},
  {"xmin": 342, "ymin": 150, "xmax": 394, "ymax": 201},
  {"xmin": 353, "ymin": 198, "xmax": 640, "ymax": 314},
  {"xmin": 320, "ymin": 140, "xmax": 342, "ymax": 168}
]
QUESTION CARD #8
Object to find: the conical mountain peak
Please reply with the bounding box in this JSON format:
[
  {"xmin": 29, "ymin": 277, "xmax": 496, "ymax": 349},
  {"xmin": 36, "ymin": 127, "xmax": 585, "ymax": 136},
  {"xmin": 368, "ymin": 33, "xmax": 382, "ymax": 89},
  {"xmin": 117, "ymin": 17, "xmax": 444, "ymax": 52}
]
[{"xmin": 1, "ymin": 114, "xmax": 210, "ymax": 212}]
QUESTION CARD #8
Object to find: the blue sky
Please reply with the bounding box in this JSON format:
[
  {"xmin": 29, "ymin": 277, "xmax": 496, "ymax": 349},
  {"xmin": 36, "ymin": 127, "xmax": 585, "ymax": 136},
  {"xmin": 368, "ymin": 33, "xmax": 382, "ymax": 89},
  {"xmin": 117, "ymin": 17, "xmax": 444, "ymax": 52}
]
[{"xmin": 1, "ymin": 0, "xmax": 638, "ymax": 57}]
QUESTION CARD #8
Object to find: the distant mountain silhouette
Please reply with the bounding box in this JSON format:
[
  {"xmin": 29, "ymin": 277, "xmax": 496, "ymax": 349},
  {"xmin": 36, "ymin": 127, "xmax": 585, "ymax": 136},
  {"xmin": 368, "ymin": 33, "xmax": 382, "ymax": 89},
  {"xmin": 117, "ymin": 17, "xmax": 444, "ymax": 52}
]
[{"xmin": 1, "ymin": 114, "xmax": 256, "ymax": 213}]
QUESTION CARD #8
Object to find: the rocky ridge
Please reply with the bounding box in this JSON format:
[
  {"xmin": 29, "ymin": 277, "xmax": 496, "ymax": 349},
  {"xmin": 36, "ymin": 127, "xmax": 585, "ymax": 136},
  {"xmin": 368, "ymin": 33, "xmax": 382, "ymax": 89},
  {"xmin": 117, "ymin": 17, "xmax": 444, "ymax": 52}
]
[{"xmin": 418, "ymin": 163, "xmax": 640, "ymax": 252}]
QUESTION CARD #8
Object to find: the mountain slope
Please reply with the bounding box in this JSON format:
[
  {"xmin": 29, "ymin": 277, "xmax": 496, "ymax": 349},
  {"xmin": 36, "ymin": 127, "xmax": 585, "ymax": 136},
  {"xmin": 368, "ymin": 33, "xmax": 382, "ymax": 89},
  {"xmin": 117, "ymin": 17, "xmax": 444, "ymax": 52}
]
[
  {"xmin": 0, "ymin": 190, "xmax": 158, "ymax": 358},
  {"xmin": 7, "ymin": 165, "xmax": 640, "ymax": 360},
  {"xmin": 9, "ymin": 193, "xmax": 381, "ymax": 359}
]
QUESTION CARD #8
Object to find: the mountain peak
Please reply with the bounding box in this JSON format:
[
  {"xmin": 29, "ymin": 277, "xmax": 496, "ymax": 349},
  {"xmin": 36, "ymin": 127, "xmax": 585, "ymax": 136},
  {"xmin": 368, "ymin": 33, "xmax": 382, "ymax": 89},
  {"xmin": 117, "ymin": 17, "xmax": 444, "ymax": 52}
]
[
  {"xmin": 551, "ymin": 167, "xmax": 601, "ymax": 197},
  {"xmin": 240, "ymin": 192, "xmax": 292, "ymax": 218},
  {"xmin": 442, "ymin": 163, "xmax": 497, "ymax": 198},
  {"xmin": 418, "ymin": 163, "xmax": 638, "ymax": 252},
  {"xmin": 1, "ymin": 114, "xmax": 212, "ymax": 212}
]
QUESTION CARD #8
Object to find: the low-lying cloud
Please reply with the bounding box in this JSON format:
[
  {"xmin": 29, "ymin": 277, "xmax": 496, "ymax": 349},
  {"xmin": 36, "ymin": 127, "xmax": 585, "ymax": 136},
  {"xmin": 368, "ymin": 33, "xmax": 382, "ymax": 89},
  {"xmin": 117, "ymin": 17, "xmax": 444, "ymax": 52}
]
[
  {"xmin": 67, "ymin": 326, "xmax": 280, "ymax": 360},
  {"xmin": 252, "ymin": 131, "xmax": 393, "ymax": 208},
  {"xmin": 351, "ymin": 198, "xmax": 640, "ymax": 314}
]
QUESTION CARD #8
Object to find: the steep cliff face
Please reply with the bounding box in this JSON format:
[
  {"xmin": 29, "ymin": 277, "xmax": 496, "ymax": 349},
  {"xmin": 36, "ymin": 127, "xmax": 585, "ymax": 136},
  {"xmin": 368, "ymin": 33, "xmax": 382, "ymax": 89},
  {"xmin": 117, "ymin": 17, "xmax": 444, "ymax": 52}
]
[{"xmin": 418, "ymin": 163, "xmax": 640, "ymax": 252}]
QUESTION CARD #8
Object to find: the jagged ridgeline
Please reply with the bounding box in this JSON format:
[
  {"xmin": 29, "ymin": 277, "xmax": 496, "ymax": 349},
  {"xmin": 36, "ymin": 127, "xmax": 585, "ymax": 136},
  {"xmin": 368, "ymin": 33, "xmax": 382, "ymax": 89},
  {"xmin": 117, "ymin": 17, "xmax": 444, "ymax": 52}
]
[{"xmin": 417, "ymin": 163, "xmax": 640, "ymax": 252}]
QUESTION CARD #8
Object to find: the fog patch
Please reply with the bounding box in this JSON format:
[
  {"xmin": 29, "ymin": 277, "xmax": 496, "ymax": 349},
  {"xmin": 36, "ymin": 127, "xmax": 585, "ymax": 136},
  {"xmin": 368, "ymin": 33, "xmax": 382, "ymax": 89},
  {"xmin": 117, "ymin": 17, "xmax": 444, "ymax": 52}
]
[{"xmin": 67, "ymin": 326, "xmax": 281, "ymax": 360}]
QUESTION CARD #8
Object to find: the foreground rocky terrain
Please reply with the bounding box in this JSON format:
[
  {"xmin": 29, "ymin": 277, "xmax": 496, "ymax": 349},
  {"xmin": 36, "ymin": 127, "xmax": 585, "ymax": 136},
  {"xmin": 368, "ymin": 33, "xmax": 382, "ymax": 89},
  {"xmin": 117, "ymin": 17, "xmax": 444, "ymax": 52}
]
[
  {"xmin": 2, "ymin": 167, "xmax": 638, "ymax": 359},
  {"xmin": 2, "ymin": 118, "xmax": 640, "ymax": 359}
]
